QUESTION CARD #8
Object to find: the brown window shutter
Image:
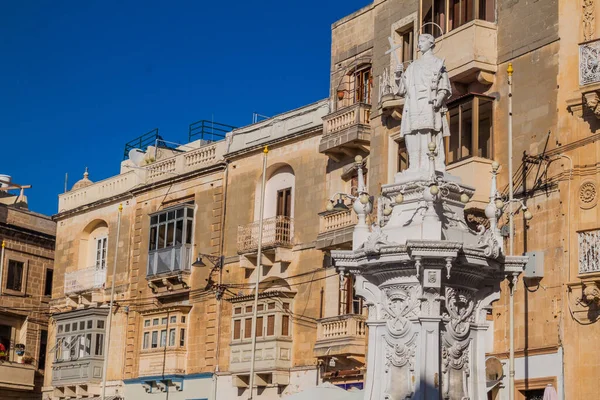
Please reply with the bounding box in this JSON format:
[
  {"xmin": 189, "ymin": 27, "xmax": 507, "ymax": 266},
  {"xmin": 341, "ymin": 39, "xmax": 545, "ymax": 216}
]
[
  {"xmin": 281, "ymin": 315, "xmax": 290, "ymax": 336},
  {"xmin": 244, "ymin": 318, "xmax": 252, "ymax": 339},
  {"xmin": 256, "ymin": 316, "xmax": 263, "ymax": 337},
  {"xmin": 267, "ymin": 315, "xmax": 275, "ymax": 336},
  {"xmin": 233, "ymin": 320, "xmax": 241, "ymax": 339}
]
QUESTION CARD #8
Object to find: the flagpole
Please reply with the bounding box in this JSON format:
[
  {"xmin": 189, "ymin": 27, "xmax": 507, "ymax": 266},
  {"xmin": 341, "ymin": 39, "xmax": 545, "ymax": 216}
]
[
  {"xmin": 101, "ymin": 204, "xmax": 122, "ymax": 400},
  {"xmin": 248, "ymin": 146, "xmax": 269, "ymax": 400},
  {"xmin": 507, "ymin": 62, "xmax": 516, "ymax": 400}
]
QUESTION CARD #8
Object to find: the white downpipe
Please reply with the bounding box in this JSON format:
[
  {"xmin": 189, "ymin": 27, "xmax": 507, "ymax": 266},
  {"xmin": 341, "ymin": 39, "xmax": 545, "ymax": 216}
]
[{"xmin": 507, "ymin": 62, "xmax": 515, "ymax": 400}]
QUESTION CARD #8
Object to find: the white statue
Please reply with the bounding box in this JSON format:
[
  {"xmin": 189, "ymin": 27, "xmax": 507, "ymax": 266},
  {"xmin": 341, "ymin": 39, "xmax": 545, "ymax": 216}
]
[{"xmin": 395, "ymin": 33, "xmax": 451, "ymax": 173}]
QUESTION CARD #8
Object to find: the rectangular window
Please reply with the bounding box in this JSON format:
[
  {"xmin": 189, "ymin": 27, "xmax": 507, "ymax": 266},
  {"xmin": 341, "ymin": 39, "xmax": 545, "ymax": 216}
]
[
  {"xmin": 143, "ymin": 332, "xmax": 150, "ymax": 349},
  {"xmin": 355, "ymin": 68, "xmax": 371, "ymax": 103},
  {"xmin": 79, "ymin": 321, "xmax": 85, "ymax": 330},
  {"xmin": 179, "ymin": 329, "xmax": 185, "ymax": 347},
  {"xmin": 58, "ymin": 325, "xmax": 63, "ymax": 334},
  {"xmin": 151, "ymin": 331, "xmax": 158, "ymax": 348},
  {"xmin": 144, "ymin": 320, "xmax": 150, "ymax": 328},
  {"xmin": 282, "ymin": 315, "xmax": 290, "ymax": 336},
  {"xmin": 268, "ymin": 303, "xmax": 275, "ymax": 310},
  {"xmin": 153, "ymin": 318, "xmax": 159, "ymax": 326},
  {"xmin": 39, "ymin": 330, "xmax": 48, "ymax": 369},
  {"xmin": 170, "ymin": 316, "xmax": 177, "ymax": 324},
  {"xmin": 169, "ymin": 328, "xmax": 176, "ymax": 346},
  {"xmin": 87, "ymin": 320, "xmax": 92, "ymax": 329},
  {"xmin": 276, "ymin": 188, "xmax": 292, "ymax": 217},
  {"xmin": 257, "ymin": 304, "xmax": 264, "ymax": 312},
  {"xmin": 244, "ymin": 318, "xmax": 252, "ymax": 339},
  {"xmin": 160, "ymin": 330, "xmax": 167, "ymax": 347},
  {"xmin": 234, "ymin": 307, "xmax": 242, "ymax": 315},
  {"xmin": 401, "ymin": 28, "xmax": 414, "ymax": 63},
  {"xmin": 95, "ymin": 237, "xmax": 108, "ymax": 270},
  {"xmin": 181, "ymin": 316, "xmax": 186, "ymax": 323},
  {"xmin": 95, "ymin": 333, "xmax": 104, "ymax": 356},
  {"xmin": 149, "ymin": 226, "xmax": 157, "ymax": 251},
  {"xmin": 161, "ymin": 317, "xmax": 167, "ymax": 325},
  {"xmin": 256, "ymin": 316, "xmax": 264, "ymax": 337},
  {"xmin": 422, "ymin": 0, "xmax": 447, "ymax": 37},
  {"xmin": 245, "ymin": 305, "xmax": 253, "ymax": 313},
  {"xmin": 65, "ymin": 324, "xmax": 70, "ymax": 333},
  {"xmin": 449, "ymin": 0, "xmax": 475, "ymax": 30},
  {"xmin": 267, "ymin": 315, "xmax": 275, "ymax": 336},
  {"xmin": 97, "ymin": 320, "xmax": 105, "ymax": 329},
  {"xmin": 6, "ymin": 260, "xmax": 24, "ymax": 291},
  {"xmin": 44, "ymin": 269, "xmax": 53, "ymax": 296},
  {"xmin": 233, "ymin": 320, "xmax": 241, "ymax": 340},
  {"xmin": 446, "ymin": 95, "xmax": 494, "ymax": 164}
]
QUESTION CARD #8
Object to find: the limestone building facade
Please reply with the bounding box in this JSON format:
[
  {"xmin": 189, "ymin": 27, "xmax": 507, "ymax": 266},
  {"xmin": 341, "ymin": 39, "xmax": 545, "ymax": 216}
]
[
  {"xmin": 0, "ymin": 177, "xmax": 56, "ymax": 399},
  {"xmin": 43, "ymin": 0, "xmax": 600, "ymax": 399}
]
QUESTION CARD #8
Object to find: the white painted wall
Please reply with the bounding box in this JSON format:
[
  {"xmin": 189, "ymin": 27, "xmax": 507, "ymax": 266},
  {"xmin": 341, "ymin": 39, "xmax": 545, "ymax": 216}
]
[
  {"xmin": 216, "ymin": 368, "xmax": 318, "ymax": 400},
  {"xmin": 123, "ymin": 375, "xmax": 214, "ymax": 400}
]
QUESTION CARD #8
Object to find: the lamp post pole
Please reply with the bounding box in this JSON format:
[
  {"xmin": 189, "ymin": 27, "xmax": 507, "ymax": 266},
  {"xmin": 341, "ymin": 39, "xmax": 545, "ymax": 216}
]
[
  {"xmin": 248, "ymin": 146, "xmax": 269, "ymax": 399},
  {"xmin": 507, "ymin": 62, "xmax": 516, "ymax": 400},
  {"xmin": 101, "ymin": 204, "xmax": 122, "ymax": 400}
]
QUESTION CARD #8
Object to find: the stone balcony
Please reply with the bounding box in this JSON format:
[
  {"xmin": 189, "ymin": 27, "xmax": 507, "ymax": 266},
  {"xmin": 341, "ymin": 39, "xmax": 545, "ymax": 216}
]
[
  {"xmin": 314, "ymin": 314, "xmax": 367, "ymax": 360},
  {"xmin": 64, "ymin": 265, "xmax": 106, "ymax": 297},
  {"xmin": 567, "ymin": 39, "xmax": 600, "ymax": 120},
  {"xmin": 230, "ymin": 337, "xmax": 292, "ymax": 388},
  {"xmin": 0, "ymin": 362, "xmax": 35, "ymax": 391},
  {"xmin": 319, "ymin": 102, "xmax": 372, "ymax": 161},
  {"xmin": 237, "ymin": 216, "xmax": 294, "ymax": 269},
  {"xmin": 435, "ymin": 20, "xmax": 497, "ymax": 85},
  {"xmin": 315, "ymin": 209, "xmax": 357, "ymax": 250}
]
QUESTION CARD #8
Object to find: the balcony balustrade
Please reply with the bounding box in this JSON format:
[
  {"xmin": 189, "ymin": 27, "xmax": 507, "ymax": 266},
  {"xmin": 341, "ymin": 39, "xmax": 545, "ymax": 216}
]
[
  {"xmin": 314, "ymin": 314, "xmax": 367, "ymax": 358},
  {"xmin": 315, "ymin": 209, "xmax": 357, "ymax": 250},
  {"xmin": 0, "ymin": 362, "xmax": 35, "ymax": 391},
  {"xmin": 64, "ymin": 266, "xmax": 106, "ymax": 296},
  {"xmin": 237, "ymin": 216, "xmax": 294, "ymax": 255},
  {"xmin": 319, "ymin": 102, "xmax": 372, "ymax": 161}
]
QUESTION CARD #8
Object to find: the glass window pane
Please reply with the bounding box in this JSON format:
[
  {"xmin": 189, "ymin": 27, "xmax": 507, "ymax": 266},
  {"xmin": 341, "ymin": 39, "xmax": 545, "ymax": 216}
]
[
  {"xmin": 448, "ymin": 105, "xmax": 460, "ymax": 163},
  {"xmin": 95, "ymin": 333, "xmax": 104, "ymax": 356},
  {"xmin": 160, "ymin": 330, "xmax": 167, "ymax": 347},
  {"xmin": 151, "ymin": 215, "xmax": 158, "ymax": 225},
  {"xmin": 181, "ymin": 316, "xmax": 186, "ymax": 323},
  {"xmin": 158, "ymin": 224, "xmax": 166, "ymax": 248},
  {"xmin": 97, "ymin": 320, "xmax": 105, "ymax": 329},
  {"xmin": 233, "ymin": 320, "xmax": 241, "ymax": 340},
  {"xmin": 72, "ymin": 323, "xmax": 77, "ymax": 331},
  {"xmin": 151, "ymin": 331, "xmax": 158, "ymax": 348},
  {"xmin": 167, "ymin": 211, "xmax": 175, "ymax": 221},
  {"xmin": 460, "ymin": 101, "xmax": 473, "ymax": 159},
  {"xmin": 153, "ymin": 318, "xmax": 159, "ymax": 326},
  {"xmin": 282, "ymin": 315, "xmax": 290, "ymax": 336},
  {"xmin": 234, "ymin": 307, "xmax": 242, "ymax": 315},
  {"xmin": 170, "ymin": 316, "xmax": 177, "ymax": 324},
  {"xmin": 159, "ymin": 213, "xmax": 167, "ymax": 223},
  {"xmin": 143, "ymin": 332, "xmax": 149, "ymax": 349},
  {"xmin": 85, "ymin": 333, "xmax": 92, "ymax": 356},
  {"xmin": 65, "ymin": 324, "xmax": 70, "ymax": 333},
  {"xmin": 176, "ymin": 208, "xmax": 184, "ymax": 218},
  {"xmin": 144, "ymin": 320, "xmax": 150, "ymax": 328},
  {"xmin": 268, "ymin": 303, "xmax": 275, "ymax": 310},
  {"xmin": 186, "ymin": 220, "xmax": 193, "ymax": 244},
  {"xmin": 257, "ymin": 304, "xmax": 264, "ymax": 312},
  {"xmin": 267, "ymin": 315, "xmax": 275, "ymax": 336},
  {"xmin": 186, "ymin": 208, "xmax": 194, "ymax": 218},
  {"xmin": 478, "ymin": 98, "xmax": 493, "ymax": 159},
  {"xmin": 169, "ymin": 329, "xmax": 176, "ymax": 346},
  {"xmin": 180, "ymin": 329, "xmax": 185, "ymax": 346},
  {"xmin": 149, "ymin": 226, "xmax": 157, "ymax": 251},
  {"xmin": 58, "ymin": 325, "xmax": 63, "ymax": 334},
  {"xmin": 246, "ymin": 306, "xmax": 253, "ymax": 313},
  {"xmin": 175, "ymin": 220, "xmax": 183, "ymax": 246},
  {"xmin": 87, "ymin": 320, "xmax": 92, "ymax": 329},
  {"xmin": 79, "ymin": 321, "xmax": 85, "ymax": 330}
]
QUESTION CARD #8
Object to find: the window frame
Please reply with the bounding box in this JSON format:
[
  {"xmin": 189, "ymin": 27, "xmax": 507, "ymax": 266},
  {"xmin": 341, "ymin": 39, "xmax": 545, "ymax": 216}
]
[
  {"xmin": 54, "ymin": 315, "xmax": 107, "ymax": 363},
  {"xmin": 5, "ymin": 259, "xmax": 27, "ymax": 295},
  {"xmin": 445, "ymin": 94, "xmax": 495, "ymax": 165},
  {"xmin": 44, "ymin": 268, "xmax": 54, "ymax": 297},
  {"xmin": 231, "ymin": 299, "xmax": 293, "ymax": 342},
  {"xmin": 421, "ymin": 0, "xmax": 496, "ymax": 37},
  {"xmin": 141, "ymin": 311, "xmax": 188, "ymax": 351}
]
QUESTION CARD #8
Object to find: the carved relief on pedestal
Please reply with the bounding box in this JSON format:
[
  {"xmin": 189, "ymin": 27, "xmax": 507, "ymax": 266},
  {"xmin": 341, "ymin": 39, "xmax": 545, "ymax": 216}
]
[
  {"xmin": 583, "ymin": 0, "xmax": 596, "ymax": 41},
  {"xmin": 441, "ymin": 287, "xmax": 476, "ymax": 400}
]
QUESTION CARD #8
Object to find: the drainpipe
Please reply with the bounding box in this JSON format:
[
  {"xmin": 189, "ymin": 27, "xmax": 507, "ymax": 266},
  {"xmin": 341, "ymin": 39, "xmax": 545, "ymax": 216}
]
[
  {"xmin": 101, "ymin": 204, "xmax": 123, "ymax": 400},
  {"xmin": 248, "ymin": 146, "xmax": 269, "ymax": 399}
]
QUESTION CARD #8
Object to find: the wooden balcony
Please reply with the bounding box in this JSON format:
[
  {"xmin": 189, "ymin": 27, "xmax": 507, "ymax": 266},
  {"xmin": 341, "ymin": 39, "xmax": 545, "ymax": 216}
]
[
  {"xmin": 315, "ymin": 209, "xmax": 357, "ymax": 250},
  {"xmin": 319, "ymin": 103, "xmax": 371, "ymax": 161},
  {"xmin": 146, "ymin": 244, "xmax": 192, "ymax": 295},
  {"xmin": 314, "ymin": 314, "xmax": 367, "ymax": 359},
  {"xmin": 0, "ymin": 362, "xmax": 35, "ymax": 391}
]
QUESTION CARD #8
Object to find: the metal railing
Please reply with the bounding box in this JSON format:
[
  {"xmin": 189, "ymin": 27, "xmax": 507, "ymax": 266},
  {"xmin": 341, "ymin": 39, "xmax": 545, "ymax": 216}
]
[
  {"xmin": 123, "ymin": 128, "xmax": 168, "ymax": 160},
  {"xmin": 580, "ymin": 38, "xmax": 600, "ymax": 86},
  {"xmin": 237, "ymin": 216, "xmax": 294, "ymax": 254},
  {"xmin": 316, "ymin": 314, "xmax": 366, "ymax": 342},
  {"xmin": 188, "ymin": 120, "xmax": 236, "ymax": 143},
  {"xmin": 64, "ymin": 266, "xmax": 106, "ymax": 295}
]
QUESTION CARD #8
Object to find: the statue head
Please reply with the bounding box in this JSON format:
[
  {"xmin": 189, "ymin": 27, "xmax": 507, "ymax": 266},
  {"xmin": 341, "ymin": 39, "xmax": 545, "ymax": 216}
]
[{"xmin": 417, "ymin": 34, "xmax": 435, "ymax": 54}]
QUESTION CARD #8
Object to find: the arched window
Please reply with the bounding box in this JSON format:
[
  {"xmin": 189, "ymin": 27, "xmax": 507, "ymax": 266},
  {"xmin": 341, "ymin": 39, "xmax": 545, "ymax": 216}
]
[
  {"xmin": 78, "ymin": 220, "xmax": 109, "ymax": 271},
  {"xmin": 336, "ymin": 63, "xmax": 372, "ymax": 110},
  {"xmin": 254, "ymin": 164, "xmax": 295, "ymax": 221}
]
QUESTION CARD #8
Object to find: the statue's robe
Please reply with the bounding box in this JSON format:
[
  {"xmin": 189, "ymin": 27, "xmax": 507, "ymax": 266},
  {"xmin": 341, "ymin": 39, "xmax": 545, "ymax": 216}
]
[{"xmin": 397, "ymin": 53, "xmax": 451, "ymax": 138}]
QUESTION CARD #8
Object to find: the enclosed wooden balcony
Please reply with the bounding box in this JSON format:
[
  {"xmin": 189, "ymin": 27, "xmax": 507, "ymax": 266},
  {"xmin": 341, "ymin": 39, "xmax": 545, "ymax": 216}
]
[
  {"xmin": 314, "ymin": 314, "xmax": 367, "ymax": 359},
  {"xmin": 315, "ymin": 209, "xmax": 357, "ymax": 250},
  {"xmin": 319, "ymin": 102, "xmax": 371, "ymax": 161}
]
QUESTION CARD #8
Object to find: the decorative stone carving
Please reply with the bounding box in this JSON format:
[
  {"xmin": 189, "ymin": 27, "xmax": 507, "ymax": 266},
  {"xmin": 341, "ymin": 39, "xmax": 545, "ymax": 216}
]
[
  {"xmin": 583, "ymin": 90, "xmax": 600, "ymax": 117},
  {"xmin": 360, "ymin": 225, "xmax": 394, "ymax": 256},
  {"xmin": 579, "ymin": 179, "xmax": 598, "ymax": 209},
  {"xmin": 583, "ymin": 0, "xmax": 596, "ymax": 41},
  {"xmin": 465, "ymin": 209, "xmax": 490, "ymax": 231},
  {"xmin": 383, "ymin": 333, "xmax": 418, "ymax": 399},
  {"xmin": 477, "ymin": 225, "xmax": 501, "ymax": 258},
  {"xmin": 583, "ymin": 281, "xmax": 600, "ymax": 305},
  {"xmin": 382, "ymin": 284, "xmax": 420, "ymax": 338},
  {"xmin": 580, "ymin": 40, "xmax": 600, "ymax": 86},
  {"xmin": 579, "ymin": 229, "xmax": 600, "ymax": 274}
]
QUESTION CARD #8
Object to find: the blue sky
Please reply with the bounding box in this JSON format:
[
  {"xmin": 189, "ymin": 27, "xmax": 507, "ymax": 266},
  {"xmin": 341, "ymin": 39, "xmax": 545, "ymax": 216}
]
[{"xmin": 0, "ymin": 0, "xmax": 369, "ymax": 215}]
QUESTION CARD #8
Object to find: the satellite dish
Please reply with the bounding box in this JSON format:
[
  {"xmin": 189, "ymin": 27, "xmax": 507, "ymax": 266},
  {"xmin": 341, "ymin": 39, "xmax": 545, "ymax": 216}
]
[{"xmin": 128, "ymin": 149, "xmax": 146, "ymax": 166}]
